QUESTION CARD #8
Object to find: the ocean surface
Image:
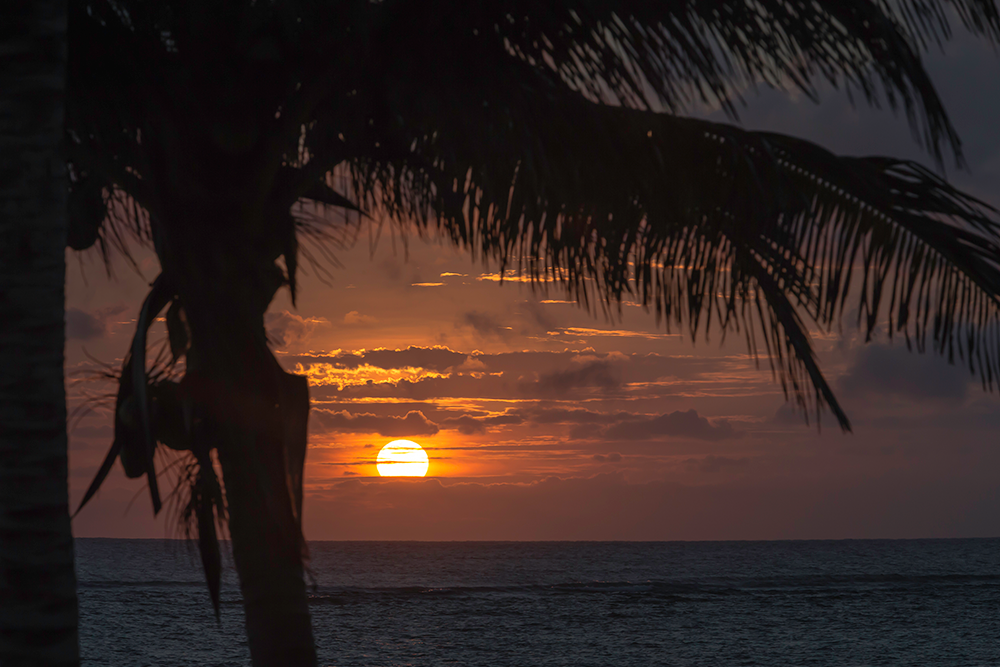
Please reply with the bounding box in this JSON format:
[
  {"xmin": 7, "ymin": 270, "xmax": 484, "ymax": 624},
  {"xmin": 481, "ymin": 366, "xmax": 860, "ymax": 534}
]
[{"xmin": 76, "ymin": 538, "xmax": 1000, "ymax": 666}]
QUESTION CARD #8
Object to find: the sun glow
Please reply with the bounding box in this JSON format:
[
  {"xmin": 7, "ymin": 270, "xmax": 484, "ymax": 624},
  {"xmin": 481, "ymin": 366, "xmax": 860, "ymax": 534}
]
[{"xmin": 376, "ymin": 440, "xmax": 429, "ymax": 477}]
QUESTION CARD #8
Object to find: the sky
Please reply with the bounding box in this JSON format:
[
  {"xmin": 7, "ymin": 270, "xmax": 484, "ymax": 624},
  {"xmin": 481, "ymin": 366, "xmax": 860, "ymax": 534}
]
[{"xmin": 66, "ymin": 34, "xmax": 1000, "ymax": 541}]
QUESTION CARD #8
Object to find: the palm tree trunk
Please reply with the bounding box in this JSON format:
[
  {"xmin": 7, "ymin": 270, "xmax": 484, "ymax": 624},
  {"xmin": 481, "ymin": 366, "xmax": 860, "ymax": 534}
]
[
  {"xmin": 0, "ymin": 1, "xmax": 80, "ymax": 665},
  {"xmin": 166, "ymin": 245, "xmax": 317, "ymax": 667},
  {"xmin": 215, "ymin": 411, "xmax": 316, "ymax": 667}
]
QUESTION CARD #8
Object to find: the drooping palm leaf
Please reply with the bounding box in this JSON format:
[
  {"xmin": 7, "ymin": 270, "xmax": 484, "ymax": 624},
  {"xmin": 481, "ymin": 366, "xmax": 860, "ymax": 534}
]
[
  {"xmin": 189, "ymin": 453, "xmax": 225, "ymax": 619},
  {"xmin": 75, "ymin": 276, "xmax": 176, "ymax": 515},
  {"xmin": 337, "ymin": 56, "xmax": 1000, "ymax": 428}
]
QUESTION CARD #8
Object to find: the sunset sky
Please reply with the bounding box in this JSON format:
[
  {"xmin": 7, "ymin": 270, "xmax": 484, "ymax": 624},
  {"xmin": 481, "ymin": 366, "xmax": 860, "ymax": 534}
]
[{"xmin": 67, "ymin": 36, "xmax": 1000, "ymax": 541}]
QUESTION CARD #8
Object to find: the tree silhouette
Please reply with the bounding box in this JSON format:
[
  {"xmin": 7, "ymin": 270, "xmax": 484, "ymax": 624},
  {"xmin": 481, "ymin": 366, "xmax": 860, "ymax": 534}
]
[
  {"xmin": 68, "ymin": 1, "xmax": 1000, "ymax": 665},
  {"xmin": 0, "ymin": 1, "xmax": 80, "ymax": 665}
]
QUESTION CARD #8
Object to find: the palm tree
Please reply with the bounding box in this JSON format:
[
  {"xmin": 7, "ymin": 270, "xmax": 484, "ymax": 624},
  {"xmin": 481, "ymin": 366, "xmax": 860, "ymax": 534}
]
[
  {"xmin": 69, "ymin": 1, "xmax": 1000, "ymax": 665},
  {"xmin": 0, "ymin": 1, "xmax": 80, "ymax": 665}
]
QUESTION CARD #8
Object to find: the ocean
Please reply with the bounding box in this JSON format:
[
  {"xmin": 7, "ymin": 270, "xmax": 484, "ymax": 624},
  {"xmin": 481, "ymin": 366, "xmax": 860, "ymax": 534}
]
[{"xmin": 76, "ymin": 538, "xmax": 1000, "ymax": 666}]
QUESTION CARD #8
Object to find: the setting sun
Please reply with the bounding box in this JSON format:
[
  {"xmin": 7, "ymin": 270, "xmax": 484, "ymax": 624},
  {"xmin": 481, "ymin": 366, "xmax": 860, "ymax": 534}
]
[{"xmin": 376, "ymin": 440, "xmax": 429, "ymax": 477}]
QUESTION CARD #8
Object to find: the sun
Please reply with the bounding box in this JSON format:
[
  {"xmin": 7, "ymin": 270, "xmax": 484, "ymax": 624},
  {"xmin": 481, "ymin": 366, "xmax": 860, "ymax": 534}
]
[{"xmin": 376, "ymin": 440, "xmax": 429, "ymax": 477}]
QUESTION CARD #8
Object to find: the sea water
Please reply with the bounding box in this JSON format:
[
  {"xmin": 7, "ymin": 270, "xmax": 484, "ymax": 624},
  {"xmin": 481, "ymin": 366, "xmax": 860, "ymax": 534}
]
[{"xmin": 76, "ymin": 538, "xmax": 1000, "ymax": 666}]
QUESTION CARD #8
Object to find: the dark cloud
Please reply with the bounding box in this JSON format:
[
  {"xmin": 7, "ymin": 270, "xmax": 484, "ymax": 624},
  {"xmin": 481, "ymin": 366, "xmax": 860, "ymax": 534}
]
[
  {"xmin": 440, "ymin": 415, "xmax": 486, "ymax": 435},
  {"xmin": 592, "ymin": 452, "xmax": 623, "ymax": 463},
  {"xmin": 65, "ymin": 304, "xmax": 127, "ymax": 341},
  {"xmin": 518, "ymin": 300, "xmax": 557, "ymax": 335},
  {"xmin": 462, "ymin": 311, "xmax": 514, "ymax": 340},
  {"xmin": 483, "ymin": 412, "xmax": 525, "ymax": 426},
  {"xmin": 839, "ymin": 344, "xmax": 970, "ymax": 401},
  {"xmin": 460, "ymin": 301, "xmax": 562, "ymax": 340},
  {"xmin": 522, "ymin": 407, "xmax": 636, "ymax": 425},
  {"xmin": 527, "ymin": 360, "xmax": 622, "ymax": 396},
  {"xmin": 313, "ymin": 409, "xmax": 439, "ymax": 437},
  {"xmin": 265, "ymin": 310, "xmax": 328, "ymax": 348},
  {"xmin": 568, "ymin": 424, "xmax": 598, "ymax": 440},
  {"xmin": 437, "ymin": 409, "xmax": 525, "ymax": 435},
  {"xmin": 601, "ymin": 409, "xmax": 740, "ymax": 441}
]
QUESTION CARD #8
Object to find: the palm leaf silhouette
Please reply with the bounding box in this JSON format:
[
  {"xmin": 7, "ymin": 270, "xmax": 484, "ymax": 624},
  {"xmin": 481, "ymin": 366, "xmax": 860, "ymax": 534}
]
[
  {"xmin": 352, "ymin": 0, "xmax": 1000, "ymax": 165},
  {"xmin": 332, "ymin": 42, "xmax": 1000, "ymax": 428}
]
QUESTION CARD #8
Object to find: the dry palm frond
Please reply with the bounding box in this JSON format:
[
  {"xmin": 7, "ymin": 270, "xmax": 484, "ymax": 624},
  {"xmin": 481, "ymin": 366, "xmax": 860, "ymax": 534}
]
[
  {"xmin": 73, "ymin": 323, "xmax": 228, "ymax": 614},
  {"xmin": 161, "ymin": 449, "xmax": 227, "ymax": 618},
  {"xmin": 73, "ymin": 335, "xmax": 184, "ymax": 515}
]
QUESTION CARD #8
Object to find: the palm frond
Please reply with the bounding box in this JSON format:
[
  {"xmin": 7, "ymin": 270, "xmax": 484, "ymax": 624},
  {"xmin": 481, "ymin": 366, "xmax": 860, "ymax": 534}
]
[
  {"xmin": 344, "ymin": 69, "xmax": 1000, "ymax": 429},
  {"xmin": 71, "ymin": 0, "xmax": 1000, "ymax": 220},
  {"xmin": 369, "ymin": 0, "xmax": 1000, "ymax": 165}
]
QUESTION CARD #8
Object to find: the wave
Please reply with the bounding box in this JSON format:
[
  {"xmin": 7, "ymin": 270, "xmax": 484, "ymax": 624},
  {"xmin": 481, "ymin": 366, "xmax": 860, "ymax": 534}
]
[
  {"xmin": 305, "ymin": 573, "xmax": 1000, "ymax": 605},
  {"xmin": 78, "ymin": 580, "xmax": 209, "ymax": 589},
  {"xmin": 78, "ymin": 573, "xmax": 1000, "ymax": 592}
]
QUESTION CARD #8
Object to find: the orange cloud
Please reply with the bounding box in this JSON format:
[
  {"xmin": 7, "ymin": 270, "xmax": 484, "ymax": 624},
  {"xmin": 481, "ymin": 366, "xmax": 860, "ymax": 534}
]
[{"xmin": 343, "ymin": 311, "xmax": 378, "ymax": 325}]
